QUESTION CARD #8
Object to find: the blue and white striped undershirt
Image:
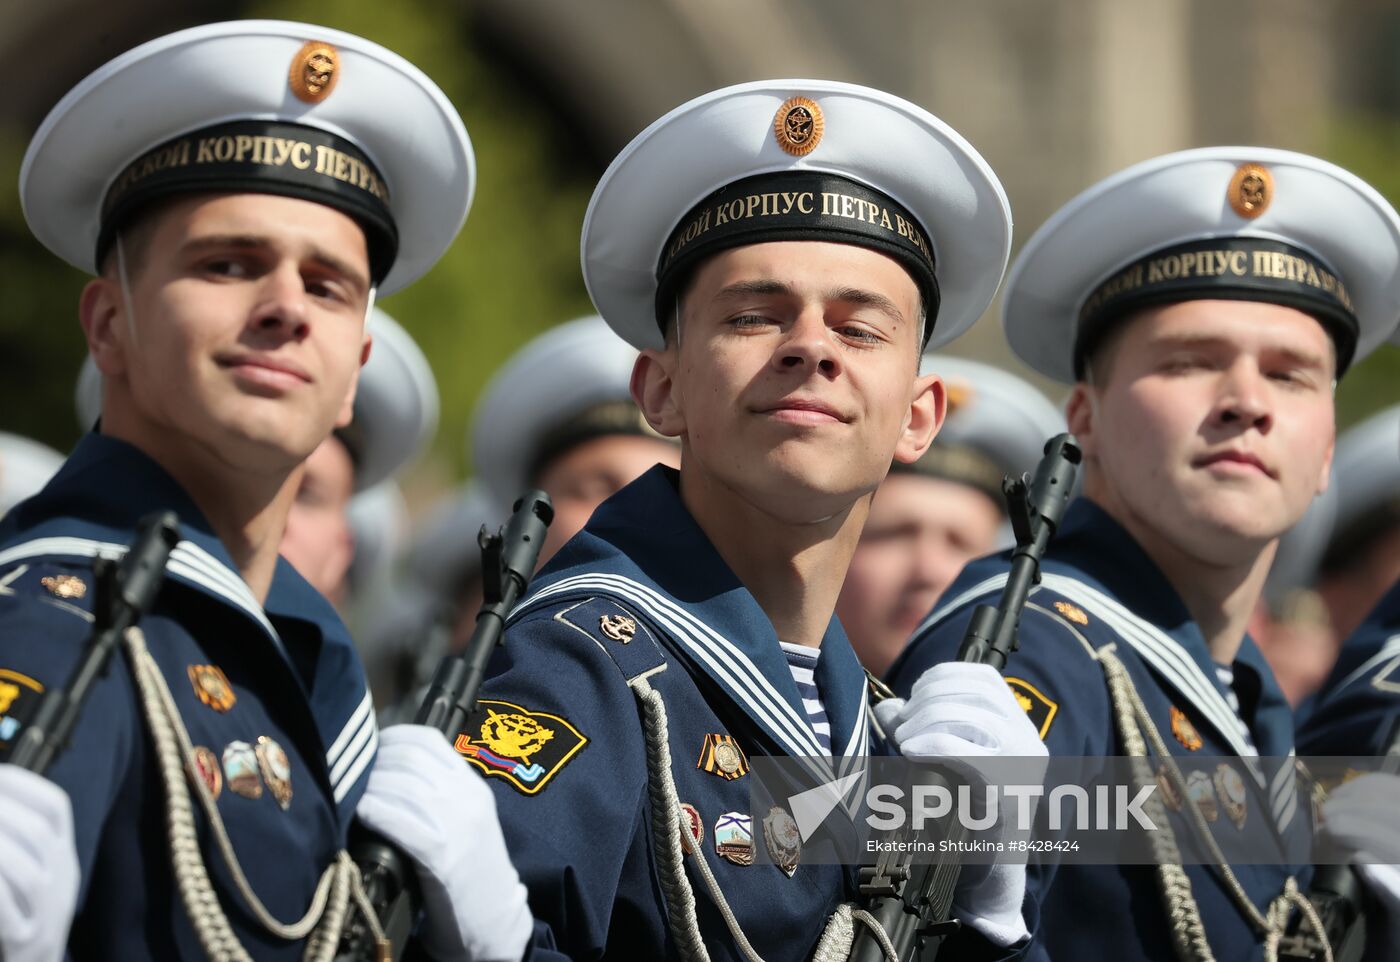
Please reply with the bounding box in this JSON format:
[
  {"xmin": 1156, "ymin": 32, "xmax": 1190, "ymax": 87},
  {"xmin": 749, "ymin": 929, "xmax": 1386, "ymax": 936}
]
[
  {"xmin": 779, "ymin": 641, "xmax": 831, "ymax": 755},
  {"xmin": 1214, "ymin": 663, "xmax": 1259, "ymax": 756}
]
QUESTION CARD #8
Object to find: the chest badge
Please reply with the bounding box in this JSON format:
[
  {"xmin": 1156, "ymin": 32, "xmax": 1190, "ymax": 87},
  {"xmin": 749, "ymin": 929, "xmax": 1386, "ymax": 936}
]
[
  {"xmin": 715, "ymin": 812, "xmax": 755, "ymax": 866},
  {"xmin": 698, "ymin": 733, "xmax": 749, "ymax": 780},
  {"xmin": 189, "ymin": 664, "xmax": 236, "ymax": 712},
  {"xmin": 1170, "ymin": 706, "xmax": 1203, "ymax": 751},
  {"xmin": 1185, "ymin": 769, "xmax": 1218, "ymax": 823},
  {"xmin": 599, "ymin": 614, "xmax": 637, "ymax": 643},
  {"xmin": 679, "ymin": 802, "xmax": 705, "ymax": 855},
  {"xmin": 256, "ymin": 736, "xmax": 293, "ymax": 810},
  {"xmin": 222, "ymin": 740, "xmax": 263, "ymax": 799},
  {"xmin": 762, "ymin": 806, "xmax": 801, "ymax": 877},
  {"xmin": 190, "ymin": 745, "xmax": 223, "ymax": 801},
  {"xmin": 1213, "ymin": 763, "xmax": 1247, "ymax": 829}
]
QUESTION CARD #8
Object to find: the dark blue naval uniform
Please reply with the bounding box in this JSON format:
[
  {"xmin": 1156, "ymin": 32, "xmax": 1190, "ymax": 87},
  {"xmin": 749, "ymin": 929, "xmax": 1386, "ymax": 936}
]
[
  {"xmin": 1297, "ymin": 581, "xmax": 1400, "ymax": 757},
  {"xmin": 469, "ymin": 466, "xmax": 1015, "ymax": 961},
  {"xmin": 0, "ymin": 434, "xmax": 377, "ymax": 961},
  {"xmin": 888, "ymin": 499, "xmax": 1313, "ymax": 962}
]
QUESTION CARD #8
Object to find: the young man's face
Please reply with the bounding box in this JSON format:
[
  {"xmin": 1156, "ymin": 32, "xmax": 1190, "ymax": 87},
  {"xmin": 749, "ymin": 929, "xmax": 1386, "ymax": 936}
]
[
  {"xmin": 81, "ymin": 192, "xmax": 373, "ymax": 475},
  {"xmin": 532, "ymin": 433, "xmax": 680, "ymax": 565},
  {"xmin": 837, "ymin": 473, "xmax": 1003, "ymax": 674},
  {"xmin": 1069, "ymin": 299, "xmax": 1336, "ymax": 565},
  {"xmin": 279, "ymin": 435, "xmax": 357, "ymax": 603},
  {"xmin": 636, "ymin": 241, "xmax": 942, "ymax": 523}
]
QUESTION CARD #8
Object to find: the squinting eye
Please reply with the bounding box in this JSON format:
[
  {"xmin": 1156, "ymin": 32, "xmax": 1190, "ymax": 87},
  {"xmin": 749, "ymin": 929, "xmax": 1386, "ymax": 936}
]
[
  {"xmin": 837, "ymin": 325, "xmax": 881, "ymax": 343},
  {"xmin": 205, "ymin": 259, "xmax": 247, "ymax": 278}
]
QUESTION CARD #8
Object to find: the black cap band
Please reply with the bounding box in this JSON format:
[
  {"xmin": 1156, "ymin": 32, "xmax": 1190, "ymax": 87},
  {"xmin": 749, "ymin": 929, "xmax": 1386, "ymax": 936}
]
[
  {"xmin": 655, "ymin": 171, "xmax": 940, "ymax": 345},
  {"xmin": 99, "ymin": 120, "xmax": 398, "ymax": 283},
  {"xmin": 889, "ymin": 444, "xmax": 1006, "ymax": 508},
  {"xmin": 1075, "ymin": 237, "xmax": 1360, "ymax": 377}
]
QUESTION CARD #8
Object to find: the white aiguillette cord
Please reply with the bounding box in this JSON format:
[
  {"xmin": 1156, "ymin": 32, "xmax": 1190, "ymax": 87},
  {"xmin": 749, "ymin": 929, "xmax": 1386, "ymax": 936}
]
[
  {"xmin": 122, "ymin": 625, "xmax": 388, "ymax": 961},
  {"xmin": 630, "ymin": 674, "xmax": 896, "ymax": 962}
]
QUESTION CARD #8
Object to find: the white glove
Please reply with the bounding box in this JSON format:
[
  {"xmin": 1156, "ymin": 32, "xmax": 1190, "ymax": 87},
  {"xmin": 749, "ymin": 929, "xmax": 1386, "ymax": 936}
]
[
  {"xmin": 0, "ymin": 764, "xmax": 80, "ymax": 962},
  {"xmin": 881, "ymin": 663, "xmax": 1048, "ymax": 947},
  {"xmin": 1320, "ymin": 772, "xmax": 1400, "ymax": 947},
  {"xmin": 356, "ymin": 725, "xmax": 532, "ymax": 962}
]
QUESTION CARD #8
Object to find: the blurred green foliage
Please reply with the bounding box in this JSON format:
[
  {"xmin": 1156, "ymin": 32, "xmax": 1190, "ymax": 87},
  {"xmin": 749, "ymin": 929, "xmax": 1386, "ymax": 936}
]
[{"xmin": 0, "ymin": 0, "xmax": 597, "ymax": 483}]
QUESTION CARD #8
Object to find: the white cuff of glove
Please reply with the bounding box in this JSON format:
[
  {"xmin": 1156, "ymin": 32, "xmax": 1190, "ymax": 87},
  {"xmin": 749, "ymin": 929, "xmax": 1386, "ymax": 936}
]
[
  {"xmin": 356, "ymin": 725, "xmax": 532, "ymax": 962},
  {"xmin": 952, "ymin": 862, "xmax": 1031, "ymax": 947},
  {"xmin": 0, "ymin": 764, "xmax": 80, "ymax": 962}
]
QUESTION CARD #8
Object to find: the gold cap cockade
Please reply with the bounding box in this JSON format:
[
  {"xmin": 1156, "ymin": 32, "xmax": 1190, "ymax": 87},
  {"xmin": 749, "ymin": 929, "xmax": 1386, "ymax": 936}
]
[
  {"xmin": 773, "ymin": 96, "xmax": 824, "ymax": 157},
  {"xmin": 289, "ymin": 41, "xmax": 340, "ymax": 104},
  {"xmin": 1228, "ymin": 163, "xmax": 1273, "ymax": 219}
]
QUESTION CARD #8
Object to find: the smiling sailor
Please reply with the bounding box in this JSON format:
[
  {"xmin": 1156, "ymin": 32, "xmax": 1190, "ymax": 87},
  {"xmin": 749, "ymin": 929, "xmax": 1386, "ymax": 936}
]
[
  {"xmin": 0, "ymin": 20, "xmax": 534, "ymax": 962},
  {"xmin": 463, "ymin": 79, "xmax": 1048, "ymax": 960}
]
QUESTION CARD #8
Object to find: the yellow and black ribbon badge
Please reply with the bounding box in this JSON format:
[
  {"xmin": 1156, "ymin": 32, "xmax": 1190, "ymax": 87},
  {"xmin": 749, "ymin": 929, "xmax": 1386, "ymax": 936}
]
[{"xmin": 698, "ymin": 733, "xmax": 749, "ymax": 780}]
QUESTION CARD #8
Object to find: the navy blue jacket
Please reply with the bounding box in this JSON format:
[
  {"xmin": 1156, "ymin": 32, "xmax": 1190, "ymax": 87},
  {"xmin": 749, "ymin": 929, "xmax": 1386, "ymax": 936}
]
[
  {"xmin": 888, "ymin": 499, "xmax": 1313, "ymax": 962},
  {"xmin": 469, "ymin": 467, "xmax": 1017, "ymax": 961},
  {"xmin": 1296, "ymin": 581, "xmax": 1400, "ymax": 757},
  {"xmin": 0, "ymin": 434, "xmax": 376, "ymax": 960}
]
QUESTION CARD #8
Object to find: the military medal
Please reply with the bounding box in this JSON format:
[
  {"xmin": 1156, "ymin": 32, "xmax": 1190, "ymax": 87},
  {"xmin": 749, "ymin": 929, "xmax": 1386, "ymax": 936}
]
[
  {"xmin": 256, "ymin": 735, "xmax": 293, "ymax": 810},
  {"xmin": 190, "ymin": 745, "xmax": 222, "ymax": 801},
  {"xmin": 698, "ymin": 733, "xmax": 749, "ymax": 780},
  {"xmin": 189, "ymin": 664, "xmax": 236, "ymax": 712},
  {"xmin": 679, "ymin": 803, "xmax": 704, "ymax": 855},
  {"xmin": 762, "ymin": 806, "xmax": 801, "ymax": 877},
  {"xmin": 222, "ymin": 740, "xmax": 262, "ymax": 799},
  {"xmin": 1185, "ymin": 770, "xmax": 1217, "ymax": 823},
  {"xmin": 1214, "ymin": 763, "xmax": 1247, "ymax": 829},
  {"xmin": 1170, "ymin": 706, "xmax": 1203, "ymax": 752},
  {"xmin": 714, "ymin": 812, "xmax": 754, "ymax": 866},
  {"xmin": 1155, "ymin": 765, "xmax": 1182, "ymax": 813}
]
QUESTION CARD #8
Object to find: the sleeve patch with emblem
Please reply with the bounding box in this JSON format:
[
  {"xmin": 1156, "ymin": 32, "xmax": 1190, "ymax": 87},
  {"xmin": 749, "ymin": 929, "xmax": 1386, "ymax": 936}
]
[
  {"xmin": 1005, "ymin": 676, "xmax": 1057, "ymax": 740},
  {"xmin": 0, "ymin": 668, "xmax": 45, "ymax": 746},
  {"xmin": 453, "ymin": 699, "xmax": 588, "ymax": 795}
]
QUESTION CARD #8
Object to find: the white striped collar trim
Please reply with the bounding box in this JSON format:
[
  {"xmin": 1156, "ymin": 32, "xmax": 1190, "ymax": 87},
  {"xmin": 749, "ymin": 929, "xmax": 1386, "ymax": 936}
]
[
  {"xmin": 518, "ymin": 573, "xmax": 846, "ymax": 791},
  {"xmin": 915, "ymin": 571, "xmax": 1256, "ymax": 760},
  {"xmin": 0, "ymin": 535, "xmax": 280, "ymax": 644},
  {"xmin": 1327, "ymin": 632, "xmax": 1400, "ymax": 700}
]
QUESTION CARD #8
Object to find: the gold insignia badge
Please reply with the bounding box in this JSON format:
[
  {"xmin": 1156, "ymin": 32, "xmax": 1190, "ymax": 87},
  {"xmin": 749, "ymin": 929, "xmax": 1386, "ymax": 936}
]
[
  {"xmin": 454, "ymin": 699, "xmax": 588, "ymax": 796},
  {"xmin": 289, "ymin": 41, "xmax": 340, "ymax": 104},
  {"xmin": 1170, "ymin": 705, "xmax": 1203, "ymax": 752},
  {"xmin": 256, "ymin": 735, "xmax": 293, "ymax": 811},
  {"xmin": 698, "ymin": 732, "xmax": 750, "ymax": 780},
  {"xmin": 774, "ymin": 96, "xmax": 824, "ymax": 156},
  {"xmin": 1005, "ymin": 677, "xmax": 1058, "ymax": 740},
  {"xmin": 0, "ymin": 669, "xmax": 43, "ymax": 747},
  {"xmin": 1052, "ymin": 600, "xmax": 1089, "ymax": 626},
  {"xmin": 40, "ymin": 575, "xmax": 87, "ymax": 599},
  {"xmin": 599, "ymin": 614, "xmax": 637, "ymax": 643},
  {"xmin": 188, "ymin": 664, "xmax": 236, "ymax": 712},
  {"xmin": 1228, "ymin": 163, "xmax": 1273, "ymax": 219}
]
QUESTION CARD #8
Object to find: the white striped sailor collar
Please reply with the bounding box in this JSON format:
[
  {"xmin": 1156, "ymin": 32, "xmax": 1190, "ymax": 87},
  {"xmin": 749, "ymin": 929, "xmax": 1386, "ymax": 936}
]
[
  {"xmin": 518, "ymin": 466, "xmax": 873, "ymax": 791},
  {"xmin": 0, "ymin": 433, "xmax": 376, "ymax": 816},
  {"xmin": 1321, "ymin": 580, "xmax": 1400, "ymax": 698},
  {"xmin": 911, "ymin": 500, "xmax": 1279, "ymax": 764}
]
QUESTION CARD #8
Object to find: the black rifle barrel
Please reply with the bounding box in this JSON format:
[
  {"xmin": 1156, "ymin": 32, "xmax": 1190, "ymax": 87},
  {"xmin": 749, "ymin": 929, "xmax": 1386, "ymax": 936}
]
[
  {"xmin": 850, "ymin": 434, "xmax": 1081, "ymax": 962},
  {"xmin": 5, "ymin": 510, "xmax": 180, "ymax": 773},
  {"xmin": 339, "ymin": 491, "xmax": 553, "ymax": 962}
]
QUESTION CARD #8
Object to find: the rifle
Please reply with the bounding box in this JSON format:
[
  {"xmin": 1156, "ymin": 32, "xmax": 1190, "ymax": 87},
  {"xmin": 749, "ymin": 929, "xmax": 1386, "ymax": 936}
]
[
  {"xmin": 1280, "ymin": 715, "xmax": 1400, "ymax": 962},
  {"xmin": 849, "ymin": 434, "xmax": 1082, "ymax": 961},
  {"xmin": 337, "ymin": 490, "xmax": 554, "ymax": 962},
  {"xmin": 5, "ymin": 511, "xmax": 180, "ymax": 773}
]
